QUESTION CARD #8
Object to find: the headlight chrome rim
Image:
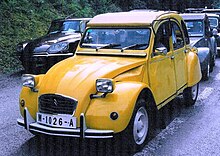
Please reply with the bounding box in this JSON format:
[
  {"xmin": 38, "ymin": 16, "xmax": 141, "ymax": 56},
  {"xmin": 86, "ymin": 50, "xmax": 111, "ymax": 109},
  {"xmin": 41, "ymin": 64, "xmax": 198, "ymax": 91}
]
[
  {"xmin": 22, "ymin": 74, "xmax": 35, "ymax": 88},
  {"xmin": 96, "ymin": 79, "xmax": 114, "ymax": 93}
]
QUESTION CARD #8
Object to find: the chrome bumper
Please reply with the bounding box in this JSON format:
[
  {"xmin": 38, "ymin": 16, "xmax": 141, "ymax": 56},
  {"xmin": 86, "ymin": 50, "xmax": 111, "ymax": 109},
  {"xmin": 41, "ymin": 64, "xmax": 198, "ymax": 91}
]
[{"xmin": 17, "ymin": 107, "xmax": 114, "ymax": 139}]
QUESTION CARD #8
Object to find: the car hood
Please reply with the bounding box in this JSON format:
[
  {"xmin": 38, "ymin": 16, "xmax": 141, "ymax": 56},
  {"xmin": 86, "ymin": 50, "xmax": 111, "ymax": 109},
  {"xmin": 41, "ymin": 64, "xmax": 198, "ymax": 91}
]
[
  {"xmin": 38, "ymin": 55, "xmax": 146, "ymax": 117},
  {"xmin": 25, "ymin": 32, "xmax": 81, "ymax": 53}
]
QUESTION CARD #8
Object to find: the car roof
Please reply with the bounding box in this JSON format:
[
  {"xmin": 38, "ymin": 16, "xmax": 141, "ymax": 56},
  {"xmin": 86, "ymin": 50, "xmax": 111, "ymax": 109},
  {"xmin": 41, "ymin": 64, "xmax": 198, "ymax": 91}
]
[
  {"xmin": 180, "ymin": 13, "xmax": 207, "ymax": 20},
  {"xmin": 52, "ymin": 18, "xmax": 91, "ymax": 22},
  {"xmin": 203, "ymin": 9, "xmax": 220, "ymax": 12},
  {"xmin": 206, "ymin": 13, "xmax": 219, "ymax": 18},
  {"xmin": 87, "ymin": 11, "xmax": 179, "ymax": 27}
]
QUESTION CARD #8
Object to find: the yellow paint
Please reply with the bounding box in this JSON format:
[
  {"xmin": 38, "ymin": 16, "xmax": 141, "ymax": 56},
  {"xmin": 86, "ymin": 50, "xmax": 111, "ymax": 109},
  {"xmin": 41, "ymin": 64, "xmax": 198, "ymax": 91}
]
[{"xmin": 19, "ymin": 11, "xmax": 201, "ymax": 134}]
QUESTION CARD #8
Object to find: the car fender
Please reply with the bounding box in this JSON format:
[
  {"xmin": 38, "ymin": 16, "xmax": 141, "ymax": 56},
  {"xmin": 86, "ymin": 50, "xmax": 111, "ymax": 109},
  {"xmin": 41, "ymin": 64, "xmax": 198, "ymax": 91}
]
[
  {"xmin": 85, "ymin": 81, "xmax": 151, "ymax": 133},
  {"xmin": 197, "ymin": 47, "xmax": 210, "ymax": 63},
  {"xmin": 209, "ymin": 36, "xmax": 217, "ymax": 56},
  {"xmin": 19, "ymin": 74, "xmax": 44, "ymax": 119},
  {"xmin": 186, "ymin": 51, "xmax": 202, "ymax": 86}
]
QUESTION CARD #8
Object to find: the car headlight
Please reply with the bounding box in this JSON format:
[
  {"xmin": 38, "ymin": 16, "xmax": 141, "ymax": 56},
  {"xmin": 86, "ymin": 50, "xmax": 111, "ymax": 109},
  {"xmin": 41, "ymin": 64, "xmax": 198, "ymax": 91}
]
[
  {"xmin": 96, "ymin": 79, "xmax": 114, "ymax": 93},
  {"xmin": 47, "ymin": 42, "xmax": 69, "ymax": 53},
  {"xmin": 22, "ymin": 75, "xmax": 35, "ymax": 88},
  {"xmin": 16, "ymin": 44, "xmax": 23, "ymax": 53}
]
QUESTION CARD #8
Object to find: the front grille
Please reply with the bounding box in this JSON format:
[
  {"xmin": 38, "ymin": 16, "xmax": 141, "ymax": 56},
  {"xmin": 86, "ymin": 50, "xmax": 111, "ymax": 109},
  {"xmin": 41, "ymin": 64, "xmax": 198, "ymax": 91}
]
[{"xmin": 39, "ymin": 94, "xmax": 78, "ymax": 115}]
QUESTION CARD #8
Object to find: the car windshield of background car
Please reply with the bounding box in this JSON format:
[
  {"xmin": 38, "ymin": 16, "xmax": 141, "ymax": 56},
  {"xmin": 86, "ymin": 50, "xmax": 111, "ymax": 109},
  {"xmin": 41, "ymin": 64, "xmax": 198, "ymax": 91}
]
[
  {"xmin": 48, "ymin": 21, "xmax": 80, "ymax": 34},
  {"xmin": 81, "ymin": 28, "xmax": 150, "ymax": 51},
  {"xmin": 185, "ymin": 20, "xmax": 204, "ymax": 37}
]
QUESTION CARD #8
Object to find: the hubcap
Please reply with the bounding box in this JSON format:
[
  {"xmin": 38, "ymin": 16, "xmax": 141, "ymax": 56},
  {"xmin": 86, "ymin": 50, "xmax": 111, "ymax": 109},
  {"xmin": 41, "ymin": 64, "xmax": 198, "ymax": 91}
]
[
  {"xmin": 133, "ymin": 107, "xmax": 148, "ymax": 145},
  {"xmin": 191, "ymin": 84, "xmax": 198, "ymax": 100}
]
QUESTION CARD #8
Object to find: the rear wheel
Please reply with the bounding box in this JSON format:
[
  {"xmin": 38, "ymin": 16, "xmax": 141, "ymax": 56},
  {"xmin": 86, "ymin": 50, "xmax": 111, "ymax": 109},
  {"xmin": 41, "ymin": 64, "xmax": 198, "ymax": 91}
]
[{"xmin": 183, "ymin": 83, "xmax": 199, "ymax": 106}]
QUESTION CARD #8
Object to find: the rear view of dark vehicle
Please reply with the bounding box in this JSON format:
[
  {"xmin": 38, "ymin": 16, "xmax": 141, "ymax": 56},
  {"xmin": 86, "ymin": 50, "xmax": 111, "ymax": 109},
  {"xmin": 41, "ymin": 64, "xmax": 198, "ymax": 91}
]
[
  {"xmin": 181, "ymin": 13, "xmax": 217, "ymax": 80},
  {"xmin": 16, "ymin": 17, "xmax": 90, "ymax": 74}
]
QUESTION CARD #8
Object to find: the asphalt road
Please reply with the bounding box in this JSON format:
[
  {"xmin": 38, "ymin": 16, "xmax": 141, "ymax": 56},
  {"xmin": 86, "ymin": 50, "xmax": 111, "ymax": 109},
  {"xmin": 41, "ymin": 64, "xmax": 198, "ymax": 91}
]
[{"xmin": 1, "ymin": 58, "xmax": 220, "ymax": 156}]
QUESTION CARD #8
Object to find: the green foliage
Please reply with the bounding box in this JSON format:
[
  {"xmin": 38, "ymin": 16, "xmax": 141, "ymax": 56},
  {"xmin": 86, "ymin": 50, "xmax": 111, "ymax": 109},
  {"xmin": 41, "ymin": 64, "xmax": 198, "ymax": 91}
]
[
  {"xmin": 0, "ymin": 0, "xmax": 217, "ymax": 73},
  {"xmin": 0, "ymin": 0, "xmax": 62, "ymax": 73},
  {"xmin": 0, "ymin": 0, "xmax": 122, "ymax": 73}
]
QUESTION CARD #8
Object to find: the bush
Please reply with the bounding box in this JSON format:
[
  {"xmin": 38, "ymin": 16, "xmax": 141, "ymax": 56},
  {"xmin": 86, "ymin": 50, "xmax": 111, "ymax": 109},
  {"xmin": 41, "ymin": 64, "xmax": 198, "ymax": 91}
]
[{"xmin": 0, "ymin": 0, "xmax": 121, "ymax": 73}]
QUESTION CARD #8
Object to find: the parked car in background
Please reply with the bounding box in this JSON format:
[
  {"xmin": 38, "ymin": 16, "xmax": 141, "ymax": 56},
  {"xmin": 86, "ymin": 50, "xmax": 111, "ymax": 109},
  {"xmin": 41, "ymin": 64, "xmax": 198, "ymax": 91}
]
[
  {"xmin": 16, "ymin": 17, "xmax": 91, "ymax": 74},
  {"xmin": 206, "ymin": 13, "xmax": 220, "ymax": 57},
  {"xmin": 181, "ymin": 13, "xmax": 217, "ymax": 80},
  {"xmin": 207, "ymin": 14, "xmax": 220, "ymax": 31},
  {"xmin": 185, "ymin": 8, "xmax": 220, "ymax": 57},
  {"xmin": 17, "ymin": 11, "xmax": 201, "ymax": 151}
]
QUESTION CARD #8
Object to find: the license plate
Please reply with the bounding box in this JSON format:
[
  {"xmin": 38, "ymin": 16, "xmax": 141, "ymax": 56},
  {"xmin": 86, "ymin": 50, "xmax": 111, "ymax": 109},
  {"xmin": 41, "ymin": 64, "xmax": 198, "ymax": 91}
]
[{"xmin": 37, "ymin": 113, "xmax": 77, "ymax": 128}]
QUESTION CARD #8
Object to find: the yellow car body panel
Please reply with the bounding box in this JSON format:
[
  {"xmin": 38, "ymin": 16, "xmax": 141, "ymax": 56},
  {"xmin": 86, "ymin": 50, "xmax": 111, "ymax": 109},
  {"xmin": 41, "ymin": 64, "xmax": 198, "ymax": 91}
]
[
  {"xmin": 86, "ymin": 82, "xmax": 149, "ymax": 133},
  {"xmin": 186, "ymin": 51, "xmax": 202, "ymax": 86},
  {"xmin": 18, "ymin": 11, "xmax": 202, "ymax": 138}
]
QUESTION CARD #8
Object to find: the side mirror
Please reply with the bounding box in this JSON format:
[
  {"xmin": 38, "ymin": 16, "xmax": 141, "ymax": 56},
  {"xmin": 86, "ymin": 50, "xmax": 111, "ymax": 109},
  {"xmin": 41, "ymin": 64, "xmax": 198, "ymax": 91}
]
[{"xmin": 154, "ymin": 47, "xmax": 168, "ymax": 56}]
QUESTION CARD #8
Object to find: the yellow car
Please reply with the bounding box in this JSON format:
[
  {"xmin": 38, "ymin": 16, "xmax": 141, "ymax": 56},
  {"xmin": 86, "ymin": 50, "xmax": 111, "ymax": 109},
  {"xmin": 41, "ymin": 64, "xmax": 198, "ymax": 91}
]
[{"xmin": 17, "ymin": 11, "xmax": 201, "ymax": 150}]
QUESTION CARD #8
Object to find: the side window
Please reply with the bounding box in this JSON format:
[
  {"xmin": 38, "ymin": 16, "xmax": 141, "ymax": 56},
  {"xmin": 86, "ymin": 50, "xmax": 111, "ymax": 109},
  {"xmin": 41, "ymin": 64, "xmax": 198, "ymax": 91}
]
[
  {"xmin": 171, "ymin": 22, "xmax": 184, "ymax": 50},
  {"xmin": 181, "ymin": 20, "xmax": 190, "ymax": 45},
  {"xmin": 153, "ymin": 21, "xmax": 170, "ymax": 53}
]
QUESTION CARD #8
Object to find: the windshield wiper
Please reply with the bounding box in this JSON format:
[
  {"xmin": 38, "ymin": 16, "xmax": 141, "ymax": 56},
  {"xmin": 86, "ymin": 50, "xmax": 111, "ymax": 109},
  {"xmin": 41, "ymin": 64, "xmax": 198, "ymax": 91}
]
[
  {"xmin": 96, "ymin": 43, "xmax": 121, "ymax": 51},
  {"xmin": 121, "ymin": 43, "xmax": 148, "ymax": 52}
]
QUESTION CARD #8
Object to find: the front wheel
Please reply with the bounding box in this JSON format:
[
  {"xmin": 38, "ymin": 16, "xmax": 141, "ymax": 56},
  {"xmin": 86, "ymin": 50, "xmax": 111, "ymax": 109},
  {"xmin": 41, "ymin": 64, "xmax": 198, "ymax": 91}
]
[
  {"xmin": 117, "ymin": 98, "xmax": 155, "ymax": 152},
  {"xmin": 183, "ymin": 83, "xmax": 199, "ymax": 106},
  {"xmin": 133, "ymin": 106, "xmax": 149, "ymax": 145}
]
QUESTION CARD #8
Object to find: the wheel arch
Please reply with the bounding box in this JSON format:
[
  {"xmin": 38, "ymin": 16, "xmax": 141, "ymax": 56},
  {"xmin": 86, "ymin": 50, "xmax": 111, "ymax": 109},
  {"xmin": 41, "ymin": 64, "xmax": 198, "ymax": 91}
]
[{"xmin": 186, "ymin": 51, "xmax": 202, "ymax": 86}]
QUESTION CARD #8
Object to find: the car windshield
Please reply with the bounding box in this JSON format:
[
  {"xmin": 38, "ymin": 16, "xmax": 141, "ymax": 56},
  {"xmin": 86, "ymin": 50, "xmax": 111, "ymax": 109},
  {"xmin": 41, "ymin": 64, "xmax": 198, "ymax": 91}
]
[
  {"xmin": 48, "ymin": 20, "xmax": 80, "ymax": 34},
  {"xmin": 209, "ymin": 17, "xmax": 218, "ymax": 28},
  {"xmin": 80, "ymin": 28, "xmax": 150, "ymax": 50},
  {"xmin": 185, "ymin": 20, "xmax": 204, "ymax": 36}
]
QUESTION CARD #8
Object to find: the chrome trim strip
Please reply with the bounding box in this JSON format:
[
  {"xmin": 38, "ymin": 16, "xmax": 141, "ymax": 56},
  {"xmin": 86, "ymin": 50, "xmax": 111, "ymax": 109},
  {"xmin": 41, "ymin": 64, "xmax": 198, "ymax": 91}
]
[
  {"xmin": 17, "ymin": 118, "xmax": 25, "ymax": 127},
  {"xmin": 33, "ymin": 53, "xmax": 73, "ymax": 57},
  {"xmin": 24, "ymin": 107, "xmax": 35, "ymax": 130}
]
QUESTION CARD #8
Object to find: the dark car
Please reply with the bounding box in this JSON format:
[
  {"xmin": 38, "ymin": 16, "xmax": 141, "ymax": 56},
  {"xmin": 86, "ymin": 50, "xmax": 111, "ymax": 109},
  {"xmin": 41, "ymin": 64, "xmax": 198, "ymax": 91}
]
[
  {"xmin": 181, "ymin": 13, "xmax": 217, "ymax": 80},
  {"xmin": 185, "ymin": 8, "xmax": 220, "ymax": 57},
  {"xmin": 206, "ymin": 13, "xmax": 220, "ymax": 57},
  {"xmin": 16, "ymin": 17, "xmax": 91, "ymax": 74}
]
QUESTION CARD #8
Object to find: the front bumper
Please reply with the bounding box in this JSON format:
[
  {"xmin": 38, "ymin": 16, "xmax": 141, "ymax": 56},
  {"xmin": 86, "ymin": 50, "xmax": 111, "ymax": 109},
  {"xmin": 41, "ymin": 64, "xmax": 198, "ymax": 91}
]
[{"xmin": 17, "ymin": 107, "xmax": 114, "ymax": 139}]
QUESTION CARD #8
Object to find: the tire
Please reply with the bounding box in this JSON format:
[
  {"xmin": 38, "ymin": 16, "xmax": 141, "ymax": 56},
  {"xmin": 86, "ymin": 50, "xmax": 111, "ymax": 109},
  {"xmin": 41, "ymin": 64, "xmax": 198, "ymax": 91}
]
[
  {"xmin": 202, "ymin": 61, "xmax": 210, "ymax": 81},
  {"xmin": 118, "ymin": 98, "xmax": 155, "ymax": 152},
  {"xmin": 210, "ymin": 55, "xmax": 215, "ymax": 72},
  {"xmin": 183, "ymin": 83, "xmax": 199, "ymax": 106}
]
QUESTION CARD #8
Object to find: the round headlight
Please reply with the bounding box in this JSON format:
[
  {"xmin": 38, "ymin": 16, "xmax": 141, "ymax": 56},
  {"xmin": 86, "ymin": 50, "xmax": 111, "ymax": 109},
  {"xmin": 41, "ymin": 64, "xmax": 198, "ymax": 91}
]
[{"xmin": 16, "ymin": 44, "xmax": 23, "ymax": 52}]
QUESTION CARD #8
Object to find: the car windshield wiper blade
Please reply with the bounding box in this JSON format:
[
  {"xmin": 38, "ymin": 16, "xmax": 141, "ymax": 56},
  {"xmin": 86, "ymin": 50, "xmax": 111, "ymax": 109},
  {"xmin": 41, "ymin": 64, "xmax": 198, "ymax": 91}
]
[
  {"xmin": 121, "ymin": 43, "xmax": 148, "ymax": 52},
  {"xmin": 96, "ymin": 43, "xmax": 121, "ymax": 51}
]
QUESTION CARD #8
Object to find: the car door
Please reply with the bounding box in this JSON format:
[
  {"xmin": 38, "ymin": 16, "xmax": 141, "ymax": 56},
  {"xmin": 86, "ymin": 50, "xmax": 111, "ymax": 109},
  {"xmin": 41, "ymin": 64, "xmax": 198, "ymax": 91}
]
[
  {"xmin": 170, "ymin": 20, "xmax": 187, "ymax": 90},
  {"xmin": 149, "ymin": 20, "xmax": 177, "ymax": 108}
]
